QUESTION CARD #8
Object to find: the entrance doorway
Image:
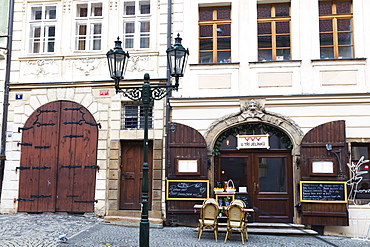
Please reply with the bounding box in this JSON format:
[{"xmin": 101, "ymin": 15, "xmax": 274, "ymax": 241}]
[
  {"xmin": 216, "ymin": 150, "xmax": 293, "ymax": 223},
  {"xmin": 18, "ymin": 101, "xmax": 99, "ymax": 213},
  {"xmin": 214, "ymin": 123, "xmax": 294, "ymax": 223},
  {"xmin": 119, "ymin": 141, "xmax": 152, "ymax": 210}
]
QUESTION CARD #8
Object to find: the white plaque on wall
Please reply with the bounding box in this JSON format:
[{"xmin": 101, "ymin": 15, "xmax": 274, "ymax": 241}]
[
  {"xmin": 312, "ymin": 161, "xmax": 334, "ymax": 174},
  {"xmin": 177, "ymin": 159, "xmax": 198, "ymax": 173}
]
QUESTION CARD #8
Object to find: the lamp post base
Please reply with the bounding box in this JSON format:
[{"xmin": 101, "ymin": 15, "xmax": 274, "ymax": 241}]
[{"xmin": 140, "ymin": 221, "xmax": 149, "ymax": 247}]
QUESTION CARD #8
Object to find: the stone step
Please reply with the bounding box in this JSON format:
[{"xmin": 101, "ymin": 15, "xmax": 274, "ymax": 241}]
[{"xmin": 200, "ymin": 223, "xmax": 318, "ymax": 235}]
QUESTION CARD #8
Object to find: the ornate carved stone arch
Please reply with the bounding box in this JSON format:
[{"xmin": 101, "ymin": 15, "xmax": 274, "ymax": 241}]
[{"xmin": 204, "ymin": 99, "xmax": 304, "ymax": 156}]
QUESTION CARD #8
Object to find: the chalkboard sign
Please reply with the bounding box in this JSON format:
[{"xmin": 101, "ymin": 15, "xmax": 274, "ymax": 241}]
[
  {"xmin": 300, "ymin": 181, "xmax": 347, "ymax": 203},
  {"xmin": 235, "ymin": 193, "xmax": 253, "ymax": 223},
  {"xmin": 166, "ymin": 180, "xmax": 209, "ymax": 200}
]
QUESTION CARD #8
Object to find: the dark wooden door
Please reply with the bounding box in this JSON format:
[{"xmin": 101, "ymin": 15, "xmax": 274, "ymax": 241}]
[
  {"xmin": 18, "ymin": 101, "xmax": 98, "ymax": 213},
  {"xmin": 217, "ymin": 150, "xmax": 293, "ymax": 223},
  {"xmin": 166, "ymin": 122, "xmax": 208, "ymax": 224},
  {"xmin": 120, "ymin": 141, "xmax": 152, "ymax": 210},
  {"xmin": 300, "ymin": 120, "xmax": 349, "ymax": 226}
]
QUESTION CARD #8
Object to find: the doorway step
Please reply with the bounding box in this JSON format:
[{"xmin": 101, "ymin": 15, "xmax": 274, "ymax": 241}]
[
  {"xmin": 104, "ymin": 211, "xmax": 163, "ymax": 229},
  {"xmin": 203, "ymin": 222, "xmax": 318, "ymax": 235}
]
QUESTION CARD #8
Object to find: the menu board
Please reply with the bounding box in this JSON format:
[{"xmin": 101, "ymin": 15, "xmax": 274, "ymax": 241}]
[
  {"xmin": 300, "ymin": 181, "xmax": 347, "ymax": 203},
  {"xmin": 166, "ymin": 180, "xmax": 209, "ymax": 200}
]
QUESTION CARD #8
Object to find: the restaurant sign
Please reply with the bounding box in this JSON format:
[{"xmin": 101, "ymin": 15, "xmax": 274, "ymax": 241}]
[{"xmin": 236, "ymin": 134, "xmax": 270, "ymax": 149}]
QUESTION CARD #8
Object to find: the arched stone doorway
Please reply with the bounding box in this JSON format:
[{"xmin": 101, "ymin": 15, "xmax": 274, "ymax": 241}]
[{"xmin": 204, "ymin": 99, "xmax": 304, "ymax": 223}]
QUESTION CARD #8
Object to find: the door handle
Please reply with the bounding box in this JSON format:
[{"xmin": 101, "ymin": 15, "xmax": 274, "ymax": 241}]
[{"xmin": 121, "ymin": 172, "xmax": 125, "ymax": 180}]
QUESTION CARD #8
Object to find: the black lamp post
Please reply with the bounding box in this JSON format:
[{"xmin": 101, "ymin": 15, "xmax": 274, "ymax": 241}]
[{"xmin": 107, "ymin": 34, "xmax": 189, "ymax": 247}]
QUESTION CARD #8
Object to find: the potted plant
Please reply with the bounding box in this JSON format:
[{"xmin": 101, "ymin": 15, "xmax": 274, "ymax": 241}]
[{"xmin": 224, "ymin": 196, "xmax": 231, "ymax": 206}]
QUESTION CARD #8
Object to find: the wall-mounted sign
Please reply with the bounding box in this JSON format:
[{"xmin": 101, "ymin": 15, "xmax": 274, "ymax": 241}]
[
  {"xmin": 166, "ymin": 180, "xmax": 209, "ymax": 200},
  {"xmin": 99, "ymin": 90, "xmax": 109, "ymax": 96},
  {"xmin": 300, "ymin": 181, "xmax": 347, "ymax": 203},
  {"xmin": 312, "ymin": 161, "xmax": 334, "ymax": 174},
  {"xmin": 15, "ymin": 94, "xmax": 23, "ymax": 100},
  {"xmin": 236, "ymin": 134, "xmax": 270, "ymax": 149},
  {"xmin": 176, "ymin": 159, "xmax": 199, "ymax": 175}
]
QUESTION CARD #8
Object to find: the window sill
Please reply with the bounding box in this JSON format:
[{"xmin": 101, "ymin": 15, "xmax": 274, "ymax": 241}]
[
  {"xmin": 189, "ymin": 62, "xmax": 240, "ymax": 70},
  {"xmin": 249, "ymin": 60, "xmax": 302, "ymax": 68},
  {"xmin": 311, "ymin": 57, "xmax": 366, "ymax": 66}
]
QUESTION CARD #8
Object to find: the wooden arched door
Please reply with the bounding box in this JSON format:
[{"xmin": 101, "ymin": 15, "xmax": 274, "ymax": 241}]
[
  {"xmin": 17, "ymin": 101, "xmax": 99, "ymax": 213},
  {"xmin": 300, "ymin": 120, "xmax": 349, "ymax": 227}
]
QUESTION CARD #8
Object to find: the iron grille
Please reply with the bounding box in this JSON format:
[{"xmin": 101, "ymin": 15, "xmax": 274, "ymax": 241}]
[{"xmin": 122, "ymin": 103, "xmax": 153, "ymax": 129}]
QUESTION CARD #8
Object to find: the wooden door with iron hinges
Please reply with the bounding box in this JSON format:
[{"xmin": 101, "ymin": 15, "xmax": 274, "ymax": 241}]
[{"xmin": 17, "ymin": 101, "xmax": 99, "ymax": 213}]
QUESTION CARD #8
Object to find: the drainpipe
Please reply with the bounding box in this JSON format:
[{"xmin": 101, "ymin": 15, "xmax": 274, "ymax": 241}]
[
  {"xmin": 164, "ymin": 0, "xmax": 172, "ymax": 222},
  {"xmin": 165, "ymin": 1, "xmax": 172, "ymax": 177},
  {"xmin": 0, "ymin": 0, "xmax": 14, "ymax": 197}
]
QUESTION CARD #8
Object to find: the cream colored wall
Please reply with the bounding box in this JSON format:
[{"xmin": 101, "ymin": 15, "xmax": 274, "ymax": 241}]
[
  {"xmin": 172, "ymin": 0, "xmax": 370, "ymax": 99},
  {"xmin": 0, "ymin": 0, "xmax": 171, "ymax": 219}
]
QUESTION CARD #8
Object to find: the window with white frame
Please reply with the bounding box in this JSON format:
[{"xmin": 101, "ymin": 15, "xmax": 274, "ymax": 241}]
[
  {"xmin": 122, "ymin": 0, "xmax": 151, "ymax": 49},
  {"xmin": 75, "ymin": 2, "xmax": 103, "ymax": 51},
  {"xmin": 122, "ymin": 103, "xmax": 153, "ymax": 129},
  {"xmin": 29, "ymin": 4, "xmax": 57, "ymax": 53}
]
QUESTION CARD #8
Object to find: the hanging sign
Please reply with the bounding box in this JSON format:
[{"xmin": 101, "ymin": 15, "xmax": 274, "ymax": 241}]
[{"xmin": 236, "ymin": 134, "xmax": 270, "ymax": 149}]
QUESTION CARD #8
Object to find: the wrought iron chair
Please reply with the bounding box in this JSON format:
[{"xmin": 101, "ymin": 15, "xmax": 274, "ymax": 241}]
[
  {"xmin": 197, "ymin": 199, "xmax": 219, "ymax": 242},
  {"xmin": 224, "ymin": 203, "xmax": 248, "ymax": 244}
]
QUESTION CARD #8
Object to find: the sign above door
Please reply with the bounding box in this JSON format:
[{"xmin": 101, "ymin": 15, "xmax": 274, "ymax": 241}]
[{"xmin": 236, "ymin": 134, "xmax": 270, "ymax": 149}]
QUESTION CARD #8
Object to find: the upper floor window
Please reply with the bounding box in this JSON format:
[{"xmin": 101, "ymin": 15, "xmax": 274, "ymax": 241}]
[
  {"xmin": 257, "ymin": 3, "xmax": 291, "ymax": 61},
  {"xmin": 122, "ymin": 0, "xmax": 151, "ymax": 49},
  {"xmin": 122, "ymin": 103, "xmax": 153, "ymax": 129},
  {"xmin": 199, "ymin": 6, "xmax": 231, "ymax": 64},
  {"xmin": 75, "ymin": 2, "xmax": 103, "ymax": 51},
  {"xmin": 319, "ymin": 0, "xmax": 353, "ymax": 59},
  {"xmin": 29, "ymin": 5, "xmax": 57, "ymax": 53}
]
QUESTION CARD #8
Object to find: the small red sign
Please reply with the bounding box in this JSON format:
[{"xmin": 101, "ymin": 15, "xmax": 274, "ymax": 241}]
[{"xmin": 99, "ymin": 90, "xmax": 109, "ymax": 96}]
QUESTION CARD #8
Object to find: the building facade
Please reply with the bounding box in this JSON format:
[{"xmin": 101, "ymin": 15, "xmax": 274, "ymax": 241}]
[{"xmin": 1, "ymin": 0, "xmax": 370, "ymax": 238}]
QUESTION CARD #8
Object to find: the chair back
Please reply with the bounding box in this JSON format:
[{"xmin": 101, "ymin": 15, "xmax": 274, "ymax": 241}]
[
  {"xmin": 203, "ymin": 198, "xmax": 217, "ymax": 205},
  {"xmin": 230, "ymin": 199, "xmax": 246, "ymax": 208},
  {"xmin": 202, "ymin": 203, "xmax": 219, "ymax": 220},
  {"xmin": 227, "ymin": 204, "xmax": 244, "ymax": 226}
]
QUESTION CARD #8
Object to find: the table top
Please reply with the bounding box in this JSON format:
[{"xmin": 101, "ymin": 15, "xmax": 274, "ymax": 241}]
[{"xmin": 193, "ymin": 204, "xmax": 254, "ymax": 212}]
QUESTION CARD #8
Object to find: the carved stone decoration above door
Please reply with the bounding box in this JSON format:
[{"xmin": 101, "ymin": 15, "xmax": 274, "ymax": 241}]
[{"xmin": 204, "ymin": 99, "xmax": 304, "ymax": 156}]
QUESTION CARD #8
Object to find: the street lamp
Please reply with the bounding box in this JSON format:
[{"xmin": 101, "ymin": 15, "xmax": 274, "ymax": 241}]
[{"xmin": 106, "ymin": 34, "xmax": 189, "ymax": 247}]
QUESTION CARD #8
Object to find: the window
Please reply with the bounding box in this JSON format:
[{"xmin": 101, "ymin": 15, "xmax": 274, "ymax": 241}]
[
  {"xmin": 257, "ymin": 3, "xmax": 291, "ymax": 61},
  {"xmin": 319, "ymin": 1, "xmax": 353, "ymax": 59},
  {"xmin": 122, "ymin": 103, "xmax": 153, "ymax": 129},
  {"xmin": 29, "ymin": 5, "xmax": 57, "ymax": 53},
  {"xmin": 351, "ymin": 144, "xmax": 370, "ymax": 199},
  {"xmin": 122, "ymin": 0, "xmax": 151, "ymax": 49},
  {"xmin": 199, "ymin": 6, "xmax": 231, "ymax": 64},
  {"xmin": 75, "ymin": 2, "xmax": 102, "ymax": 51}
]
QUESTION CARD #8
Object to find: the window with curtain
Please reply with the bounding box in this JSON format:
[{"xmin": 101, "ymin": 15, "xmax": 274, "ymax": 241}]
[
  {"xmin": 199, "ymin": 6, "xmax": 231, "ymax": 64},
  {"xmin": 257, "ymin": 3, "xmax": 291, "ymax": 61},
  {"xmin": 122, "ymin": 103, "xmax": 153, "ymax": 129},
  {"xmin": 122, "ymin": 0, "xmax": 151, "ymax": 49},
  {"xmin": 75, "ymin": 2, "xmax": 102, "ymax": 51},
  {"xmin": 29, "ymin": 4, "xmax": 57, "ymax": 53},
  {"xmin": 319, "ymin": 0, "xmax": 353, "ymax": 59}
]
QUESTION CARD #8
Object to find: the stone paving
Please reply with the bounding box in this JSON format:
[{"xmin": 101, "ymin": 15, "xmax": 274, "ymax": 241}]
[{"xmin": 0, "ymin": 213, "xmax": 369, "ymax": 247}]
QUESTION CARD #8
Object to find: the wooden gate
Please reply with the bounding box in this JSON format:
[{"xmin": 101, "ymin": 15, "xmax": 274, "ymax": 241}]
[
  {"xmin": 166, "ymin": 122, "xmax": 208, "ymax": 224},
  {"xmin": 17, "ymin": 101, "xmax": 99, "ymax": 213},
  {"xmin": 300, "ymin": 120, "xmax": 349, "ymax": 226}
]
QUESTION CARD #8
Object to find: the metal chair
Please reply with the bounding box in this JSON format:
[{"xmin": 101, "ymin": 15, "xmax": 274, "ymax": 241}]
[
  {"xmin": 197, "ymin": 200, "xmax": 219, "ymax": 242},
  {"xmin": 224, "ymin": 203, "xmax": 248, "ymax": 244}
]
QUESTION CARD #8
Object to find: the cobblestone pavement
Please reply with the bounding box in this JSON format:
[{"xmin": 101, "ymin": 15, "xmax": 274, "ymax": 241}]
[{"xmin": 0, "ymin": 213, "xmax": 369, "ymax": 247}]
